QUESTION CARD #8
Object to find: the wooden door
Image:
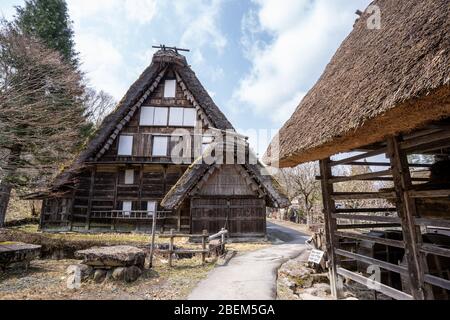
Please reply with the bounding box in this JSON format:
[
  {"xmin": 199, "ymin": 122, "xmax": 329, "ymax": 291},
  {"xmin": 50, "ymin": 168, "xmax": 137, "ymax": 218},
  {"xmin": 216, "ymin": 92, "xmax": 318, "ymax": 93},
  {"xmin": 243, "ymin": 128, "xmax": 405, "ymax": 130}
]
[{"xmin": 191, "ymin": 197, "xmax": 266, "ymax": 237}]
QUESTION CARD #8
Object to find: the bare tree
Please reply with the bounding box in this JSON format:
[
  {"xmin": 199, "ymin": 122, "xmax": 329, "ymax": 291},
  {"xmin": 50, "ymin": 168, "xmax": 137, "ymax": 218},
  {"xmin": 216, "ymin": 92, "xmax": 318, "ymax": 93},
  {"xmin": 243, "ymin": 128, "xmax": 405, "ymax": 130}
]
[
  {"xmin": 277, "ymin": 162, "xmax": 322, "ymax": 225},
  {"xmin": 0, "ymin": 22, "xmax": 88, "ymax": 226},
  {"xmin": 83, "ymin": 87, "xmax": 116, "ymax": 128}
]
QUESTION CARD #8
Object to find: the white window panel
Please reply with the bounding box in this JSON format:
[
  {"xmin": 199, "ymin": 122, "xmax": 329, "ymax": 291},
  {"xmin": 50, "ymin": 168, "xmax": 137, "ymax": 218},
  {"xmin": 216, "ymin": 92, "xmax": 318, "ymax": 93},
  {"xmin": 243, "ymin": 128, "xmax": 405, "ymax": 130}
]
[
  {"xmin": 147, "ymin": 201, "xmax": 157, "ymax": 217},
  {"xmin": 118, "ymin": 135, "xmax": 133, "ymax": 156},
  {"xmin": 122, "ymin": 201, "xmax": 132, "ymax": 216},
  {"xmin": 169, "ymin": 107, "xmax": 184, "ymax": 126},
  {"xmin": 154, "ymin": 107, "xmax": 168, "ymax": 126},
  {"xmin": 125, "ymin": 170, "xmax": 134, "ymax": 185},
  {"xmin": 183, "ymin": 108, "xmax": 197, "ymax": 127},
  {"xmin": 152, "ymin": 136, "xmax": 169, "ymax": 156},
  {"xmin": 164, "ymin": 80, "xmax": 177, "ymax": 98},
  {"xmin": 140, "ymin": 107, "xmax": 154, "ymax": 126}
]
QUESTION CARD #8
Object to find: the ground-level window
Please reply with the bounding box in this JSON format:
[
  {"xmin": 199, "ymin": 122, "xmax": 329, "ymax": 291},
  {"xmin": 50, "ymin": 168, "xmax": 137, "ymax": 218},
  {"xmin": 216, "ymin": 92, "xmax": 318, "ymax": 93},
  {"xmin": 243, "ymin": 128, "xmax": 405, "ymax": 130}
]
[
  {"xmin": 147, "ymin": 201, "xmax": 157, "ymax": 217},
  {"xmin": 118, "ymin": 135, "xmax": 133, "ymax": 156},
  {"xmin": 125, "ymin": 169, "xmax": 134, "ymax": 185},
  {"xmin": 164, "ymin": 79, "xmax": 177, "ymax": 98},
  {"xmin": 152, "ymin": 136, "xmax": 169, "ymax": 156},
  {"xmin": 122, "ymin": 201, "xmax": 132, "ymax": 216}
]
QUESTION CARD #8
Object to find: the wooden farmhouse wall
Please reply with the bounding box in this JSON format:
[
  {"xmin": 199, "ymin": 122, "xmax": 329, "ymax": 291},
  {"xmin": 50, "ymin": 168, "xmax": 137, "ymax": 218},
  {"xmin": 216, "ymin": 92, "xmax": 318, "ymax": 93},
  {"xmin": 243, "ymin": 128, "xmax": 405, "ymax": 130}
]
[{"xmin": 190, "ymin": 165, "xmax": 267, "ymax": 237}]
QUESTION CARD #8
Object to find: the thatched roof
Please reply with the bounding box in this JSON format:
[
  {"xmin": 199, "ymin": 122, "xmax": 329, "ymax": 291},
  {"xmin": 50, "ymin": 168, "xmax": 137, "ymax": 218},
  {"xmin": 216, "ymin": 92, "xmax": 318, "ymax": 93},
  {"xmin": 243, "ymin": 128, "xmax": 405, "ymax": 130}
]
[
  {"xmin": 264, "ymin": 0, "xmax": 450, "ymax": 168},
  {"xmin": 161, "ymin": 144, "xmax": 290, "ymax": 210},
  {"xmin": 51, "ymin": 49, "xmax": 234, "ymax": 190}
]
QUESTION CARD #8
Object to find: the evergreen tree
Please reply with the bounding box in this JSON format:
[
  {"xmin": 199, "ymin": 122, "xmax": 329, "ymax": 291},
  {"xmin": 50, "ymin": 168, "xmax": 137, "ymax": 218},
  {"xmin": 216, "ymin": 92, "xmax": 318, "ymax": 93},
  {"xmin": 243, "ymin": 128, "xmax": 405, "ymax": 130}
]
[{"xmin": 14, "ymin": 0, "xmax": 78, "ymax": 66}]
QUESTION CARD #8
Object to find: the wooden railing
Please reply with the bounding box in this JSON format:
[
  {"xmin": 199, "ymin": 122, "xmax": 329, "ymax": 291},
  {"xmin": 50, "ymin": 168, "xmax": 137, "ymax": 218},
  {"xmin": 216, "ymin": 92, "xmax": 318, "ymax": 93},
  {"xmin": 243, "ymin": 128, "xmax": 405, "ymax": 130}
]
[
  {"xmin": 90, "ymin": 210, "xmax": 171, "ymax": 220},
  {"xmin": 157, "ymin": 228, "xmax": 229, "ymax": 267}
]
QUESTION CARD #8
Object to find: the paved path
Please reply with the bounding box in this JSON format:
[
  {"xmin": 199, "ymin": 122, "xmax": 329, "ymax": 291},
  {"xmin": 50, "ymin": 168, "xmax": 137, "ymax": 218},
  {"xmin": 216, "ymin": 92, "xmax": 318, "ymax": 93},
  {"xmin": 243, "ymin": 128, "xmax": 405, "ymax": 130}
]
[{"xmin": 188, "ymin": 222, "xmax": 311, "ymax": 300}]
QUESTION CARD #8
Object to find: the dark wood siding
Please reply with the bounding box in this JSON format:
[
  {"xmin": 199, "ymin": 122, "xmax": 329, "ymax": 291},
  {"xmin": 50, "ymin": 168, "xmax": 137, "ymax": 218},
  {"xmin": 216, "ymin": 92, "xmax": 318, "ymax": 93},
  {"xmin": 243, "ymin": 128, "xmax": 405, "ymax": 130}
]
[{"xmin": 191, "ymin": 197, "xmax": 266, "ymax": 236}]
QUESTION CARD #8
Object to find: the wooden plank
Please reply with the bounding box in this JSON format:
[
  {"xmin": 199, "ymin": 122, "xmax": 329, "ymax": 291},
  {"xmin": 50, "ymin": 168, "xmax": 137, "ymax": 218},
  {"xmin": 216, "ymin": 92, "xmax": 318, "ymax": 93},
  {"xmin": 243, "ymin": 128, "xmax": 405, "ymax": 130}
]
[
  {"xmin": 330, "ymin": 148, "xmax": 387, "ymax": 166},
  {"xmin": 400, "ymin": 129, "xmax": 450, "ymax": 150},
  {"xmin": 421, "ymin": 243, "xmax": 450, "ymax": 258},
  {"xmin": 337, "ymin": 268, "xmax": 413, "ymax": 300},
  {"xmin": 387, "ymin": 136, "xmax": 429, "ymax": 300},
  {"xmin": 333, "ymin": 214, "xmax": 401, "ymax": 223},
  {"xmin": 408, "ymin": 190, "xmax": 450, "ymax": 198},
  {"xmin": 336, "ymin": 223, "xmax": 401, "ymax": 230},
  {"xmin": 335, "ymin": 249, "xmax": 408, "ymax": 275},
  {"xmin": 415, "ymin": 218, "xmax": 450, "ymax": 229},
  {"xmin": 319, "ymin": 159, "xmax": 340, "ymax": 299},
  {"xmin": 329, "ymin": 170, "xmax": 392, "ymax": 183},
  {"xmin": 335, "ymin": 208, "xmax": 397, "ymax": 213},
  {"xmin": 332, "ymin": 192, "xmax": 396, "ymax": 200},
  {"xmin": 335, "ymin": 231, "xmax": 405, "ymax": 248},
  {"xmin": 341, "ymin": 162, "xmax": 433, "ymax": 168},
  {"xmin": 424, "ymin": 274, "xmax": 450, "ymax": 291}
]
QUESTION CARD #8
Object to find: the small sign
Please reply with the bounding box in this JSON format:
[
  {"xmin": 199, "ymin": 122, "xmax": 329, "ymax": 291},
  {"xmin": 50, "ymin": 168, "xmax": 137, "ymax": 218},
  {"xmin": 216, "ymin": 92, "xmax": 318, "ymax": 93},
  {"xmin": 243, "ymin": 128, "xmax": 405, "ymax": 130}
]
[{"xmin": 308, "ymin": 249, "xmax": 325, "ymax": 264}]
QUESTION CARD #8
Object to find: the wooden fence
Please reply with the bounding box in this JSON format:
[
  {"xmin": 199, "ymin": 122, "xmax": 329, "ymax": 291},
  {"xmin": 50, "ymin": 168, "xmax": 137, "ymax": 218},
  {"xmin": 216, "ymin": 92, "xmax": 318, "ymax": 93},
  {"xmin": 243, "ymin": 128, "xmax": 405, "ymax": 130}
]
[{"xmin": 157, "ymin": 228, "xmax": 229, "ymax": 267}]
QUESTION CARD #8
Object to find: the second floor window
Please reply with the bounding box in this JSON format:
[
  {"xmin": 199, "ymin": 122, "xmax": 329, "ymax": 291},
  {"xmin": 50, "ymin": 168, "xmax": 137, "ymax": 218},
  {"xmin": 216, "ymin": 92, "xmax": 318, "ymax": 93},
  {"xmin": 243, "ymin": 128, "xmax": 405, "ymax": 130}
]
[
  {"xmin": 153, "ymin": 136, "xmax": 169, "ymax": 156},
  {"xmin": 164, "ymin": 80, "xmax": 177, "ymax": 98},
  {"xmin": 118, "ymin": 135, "xmax": 133, "ymax": 156},
  {"xmin": 141, "ymin": 106, "xmax": 197, "ymax": 127}
]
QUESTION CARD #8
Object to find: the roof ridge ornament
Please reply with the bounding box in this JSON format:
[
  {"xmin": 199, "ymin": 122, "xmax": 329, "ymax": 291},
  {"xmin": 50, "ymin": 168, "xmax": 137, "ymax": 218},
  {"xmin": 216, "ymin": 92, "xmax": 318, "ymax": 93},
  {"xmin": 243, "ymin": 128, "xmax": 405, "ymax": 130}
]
[{"xmin": 152, "ymin": 44, "xmax": 190, "ymax": 54}]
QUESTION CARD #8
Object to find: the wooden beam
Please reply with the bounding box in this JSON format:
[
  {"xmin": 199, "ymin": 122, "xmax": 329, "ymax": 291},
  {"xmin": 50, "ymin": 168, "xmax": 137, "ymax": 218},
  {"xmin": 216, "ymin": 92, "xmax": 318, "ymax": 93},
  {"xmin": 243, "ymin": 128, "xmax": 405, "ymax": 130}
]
[
  {"xmin": 335, "ymin": 208, "xmax": 397, "ymax": 213},
  {"xmin": 387, "ymin": 136, "xmax": 430, "ymax": 300},
  {"xmin": 415, "ymin": 218, "xmax": 450, "ymax": 229},
  {"xmin": 319, "ymin": 159, "xmax": 341, "ymax": 299},
  {"xmin": 330, "ymin": 148, "xmax": 387, "ymax": 166},
  {"xmin": 421, "ymin": 243, "xmax": 450, "ymax": 258},
  {"xmin": 335, "ymin": 231, "xmax": 405, "ymax": 249},
  {"xmin": 333, "ymin": 214, "xmax": 401, "ymax": 223},
  {"xmin": 424, "ymin": 274, "xmax": 450, "ymax": 291},
  {"xmin": 408, "ymin": 189, "xmax": 450, "ymax": 198},
  {"xmin": 335, "ymin": 249, "xmax": 408, "ymax": 275},
  {"xmin": 86, "ymin": 168, "xmax": 96, "ymax": 231},
  {"xmin": 336, "ymin": 223, "xmax": 401, "ymax": 230},
  {"xmin": 338, "ymin": 162, "xmax": 433, "ymax": 168},
  {"xmin": 331, "ymin": 192, "xmax": 396, "ymax": 200},
  {"xmin": 337, "ymin": 268, "xmax": 413, "ymax": 300},
  {"xmin": 400, "ymin": 130, "xmax": 450, "ymax": 150},
  {"xmin": 328, "ymin": 170, "xmax": 392, "ymax": 183}
]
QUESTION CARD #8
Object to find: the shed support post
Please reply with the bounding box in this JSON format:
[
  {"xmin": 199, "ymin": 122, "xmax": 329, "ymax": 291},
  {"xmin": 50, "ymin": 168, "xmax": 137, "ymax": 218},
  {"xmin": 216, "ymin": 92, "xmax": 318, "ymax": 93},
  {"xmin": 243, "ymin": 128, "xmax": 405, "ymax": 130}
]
[
  {"xmin": 387, "ymin": 136, "xmax": 431, "ymax": 300},
  {"xmin": 319, "ymin": 159, "xmax": 341, "ymax": 299}
]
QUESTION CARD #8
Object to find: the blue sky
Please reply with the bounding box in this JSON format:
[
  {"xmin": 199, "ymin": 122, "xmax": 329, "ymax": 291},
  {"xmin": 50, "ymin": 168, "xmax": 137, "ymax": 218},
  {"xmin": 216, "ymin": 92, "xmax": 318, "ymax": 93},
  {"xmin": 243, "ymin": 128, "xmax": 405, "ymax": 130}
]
[{"xmin": 0, "ymin": 0, "xmax": 372, "ymax": 156}]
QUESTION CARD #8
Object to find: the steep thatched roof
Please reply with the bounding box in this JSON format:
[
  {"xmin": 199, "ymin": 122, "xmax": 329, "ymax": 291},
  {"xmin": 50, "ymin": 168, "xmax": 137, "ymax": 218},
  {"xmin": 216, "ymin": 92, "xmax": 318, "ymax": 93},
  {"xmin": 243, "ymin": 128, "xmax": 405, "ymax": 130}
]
[
  {"xmin": 51, "ymin": 49, "xmax": 234, "ymax": 190},
  {"xmin": 161, "ymin": 144, "xmax": 290, "ymax": 210},
  {"xmin": 264, "ymin": 0, "xmax": 450, "ymax": 168}
]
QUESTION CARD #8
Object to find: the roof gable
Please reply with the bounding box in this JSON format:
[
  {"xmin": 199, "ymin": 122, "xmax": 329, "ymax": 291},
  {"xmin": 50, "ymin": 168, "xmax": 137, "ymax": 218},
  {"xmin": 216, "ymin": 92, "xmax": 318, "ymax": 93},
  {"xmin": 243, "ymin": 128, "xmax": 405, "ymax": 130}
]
[
  {"xmin": 161, "ymin": 144, "xmax": 290, "ymax": 210},
  {"xmin": 52, "ymin": 49, "xmax": 234, "ymax": 189}
]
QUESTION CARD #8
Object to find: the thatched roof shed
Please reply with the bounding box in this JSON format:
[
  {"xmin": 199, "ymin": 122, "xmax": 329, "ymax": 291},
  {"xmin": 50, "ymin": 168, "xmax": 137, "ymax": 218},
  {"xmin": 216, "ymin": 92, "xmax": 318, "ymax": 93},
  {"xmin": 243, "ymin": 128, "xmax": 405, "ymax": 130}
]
[
  {"xmin": 161, "ymin": 143, "xmax": 290, "ymax": 210},
  {"xmin": 264, "ymin": 0, "xmax": 450, "ymax": 168}
]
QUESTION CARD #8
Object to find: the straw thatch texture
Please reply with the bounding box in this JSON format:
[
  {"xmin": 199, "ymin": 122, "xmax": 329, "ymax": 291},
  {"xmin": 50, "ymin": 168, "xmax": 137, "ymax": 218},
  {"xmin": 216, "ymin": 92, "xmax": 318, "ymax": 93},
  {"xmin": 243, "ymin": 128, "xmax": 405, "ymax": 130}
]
[
  {"xmin": 50, "ymin": 50, "xmax": 234, "ymax": 190},
  {"xmin": 264, "ymin": 0, "xmax": 450, "ymax": 168},
  {"xmin": 161, "ymin": 145, "xmax": 290, "ymax": 210}
]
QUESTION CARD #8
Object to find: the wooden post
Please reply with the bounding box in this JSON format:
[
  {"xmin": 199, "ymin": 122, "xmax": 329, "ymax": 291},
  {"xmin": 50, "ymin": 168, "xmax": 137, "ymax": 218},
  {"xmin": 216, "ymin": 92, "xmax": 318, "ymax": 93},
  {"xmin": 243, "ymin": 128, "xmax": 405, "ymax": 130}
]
[
  {"xmin": 148, "ymin": 209, "xmax": 158, "ymax": 269},
  {"xmin": 221, "ymin": 228, "xmax": 226, "ymax": 253},
  {"xmin": 387, "ymin": 136, "xmax": 431, "ymax": 300},
  {"xmin": 319, "ymin": 159, "xmax": 341, "ymax": 299},
  {"xmin": 202, "ymin": 229, "xmax": 208, "ymax": 265},
  {"xmin": 169, "ymin": 228, "xmax": 175, "ymax": 267},
  {"xmin": 86, "ymin": 168, "xmax": 96, "ymax": 231}
]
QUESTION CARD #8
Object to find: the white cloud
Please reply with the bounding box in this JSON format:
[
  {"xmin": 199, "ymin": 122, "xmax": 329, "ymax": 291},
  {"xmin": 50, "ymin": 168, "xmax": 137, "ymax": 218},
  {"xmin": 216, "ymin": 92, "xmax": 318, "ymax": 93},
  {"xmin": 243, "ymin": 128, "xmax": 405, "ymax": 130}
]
[
  {"xmin": 77, "ymin": 34, "xmax": 125, "ymax": 98},
  {"xmin": 175, "ymin": 0, "xmax": 227, "ymax": 54},
  {"xmin": 234, "ymin": 0, "xmax": 372, "ymax": 125}
]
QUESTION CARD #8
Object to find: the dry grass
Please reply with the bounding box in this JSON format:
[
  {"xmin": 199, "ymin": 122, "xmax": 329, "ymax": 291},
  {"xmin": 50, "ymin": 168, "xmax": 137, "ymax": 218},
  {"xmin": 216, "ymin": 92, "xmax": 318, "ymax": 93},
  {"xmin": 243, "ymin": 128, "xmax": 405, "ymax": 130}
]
[{"xmin": 0, "ymin": 255, "xmax": 214, "ymax": 300}]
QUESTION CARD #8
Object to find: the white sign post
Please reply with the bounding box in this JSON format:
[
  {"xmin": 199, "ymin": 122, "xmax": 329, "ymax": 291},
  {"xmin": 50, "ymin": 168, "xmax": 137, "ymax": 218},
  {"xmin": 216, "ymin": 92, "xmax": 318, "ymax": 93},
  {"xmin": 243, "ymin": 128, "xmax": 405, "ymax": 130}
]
[{"xmin": 308, "ymin": 249, "xmax": 325, "ymax": 265}]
